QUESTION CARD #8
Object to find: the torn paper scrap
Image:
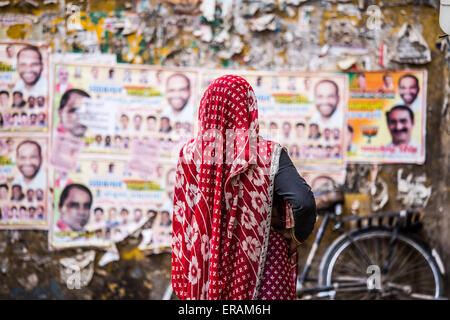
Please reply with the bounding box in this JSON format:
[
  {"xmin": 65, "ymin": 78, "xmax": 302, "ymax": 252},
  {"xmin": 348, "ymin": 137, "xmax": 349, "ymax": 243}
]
[
  {"xmin": 390, "ymin": 23, "xmax": 431, "ymax": 64},
  {"xmin": 50, "ymin": 132, "xmax": 83, "ymax": 173},
  {"xmin": 250, "ymin": 14, "xmax": 276, "ymax": 32},
  {"xmin": 98, "ymin": 244, "xmax": 120, "ymax": 267}
]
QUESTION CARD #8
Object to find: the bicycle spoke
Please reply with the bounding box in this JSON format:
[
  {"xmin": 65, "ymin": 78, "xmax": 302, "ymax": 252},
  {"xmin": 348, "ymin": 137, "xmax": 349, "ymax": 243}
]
[
  {"xmin": 333, "ymin": 261, "xmax": 366, "ymax": 277},
  {"xmin": 388, "ymin": 262, "xmax": 432, "ymax": 282},
  {"xmin": 389, "ymin": 246, "xmax": 417, "ymax": 273},
  {"xmin": 345, "ymin": 242, "xmax": 372, "ymax": 271},
  {"xmin": 349, "ymin": 238, "xmax": 374, "ymax": 266}
]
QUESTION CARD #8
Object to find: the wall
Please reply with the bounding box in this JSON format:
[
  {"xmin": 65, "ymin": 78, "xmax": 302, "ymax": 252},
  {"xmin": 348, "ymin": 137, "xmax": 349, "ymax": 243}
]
[{"xmin": 0, "ymin": 0, "xmax": 448, "ymax": 299}]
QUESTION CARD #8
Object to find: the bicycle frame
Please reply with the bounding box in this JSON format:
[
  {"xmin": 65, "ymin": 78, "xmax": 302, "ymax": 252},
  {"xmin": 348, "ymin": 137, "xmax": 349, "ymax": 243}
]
[{"xmin": 297, "ymin": 210, "xmax": 345, "ymax": 297}]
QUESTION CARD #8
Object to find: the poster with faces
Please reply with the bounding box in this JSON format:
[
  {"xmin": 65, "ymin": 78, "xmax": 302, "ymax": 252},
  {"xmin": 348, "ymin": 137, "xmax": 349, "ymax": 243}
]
[
  {"xmin": 0, "ymin": 136, "xmax": 48, "ymax": 229},
  {"xmin": 199, "ymin": 71, "xmax": 348, "ymax": 169},
  {"xmin": 0, "ymin": 42, "xmax": 50, "ymax": 132},
  {"xmin": 346, "ymin": 71, "xmax": 426, "ymax": 164},
  {"xmin": 51, "ymin": 63, "xmax": 199, "ymax": 160},
  {"xmin": 49, "ymin": 158, "xmax": 175, "ymax": 249}
]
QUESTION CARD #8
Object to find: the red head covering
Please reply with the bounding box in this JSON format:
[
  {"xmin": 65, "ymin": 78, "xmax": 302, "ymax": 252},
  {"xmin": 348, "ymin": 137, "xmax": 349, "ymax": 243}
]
[{"xmin": 172, "ymin": 75, "xmax": 286, "ymax": 299}]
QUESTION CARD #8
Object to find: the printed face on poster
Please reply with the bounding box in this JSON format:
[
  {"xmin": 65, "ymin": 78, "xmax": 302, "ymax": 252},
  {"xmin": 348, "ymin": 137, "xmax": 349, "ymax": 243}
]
[
  {"xmin": 52, "ymin": 64, "xmax": 199, "ymax": 159},
  {"xmin": 0, "ymin": 136, "xmax": 48, "ymax": 229},
  {"xmin": 346, "ymin": 71, "xmax": 426, "ymax": 164},
  {"xmin": 0, "ymin": 42, "xmax": 50, "ymax": 131}
]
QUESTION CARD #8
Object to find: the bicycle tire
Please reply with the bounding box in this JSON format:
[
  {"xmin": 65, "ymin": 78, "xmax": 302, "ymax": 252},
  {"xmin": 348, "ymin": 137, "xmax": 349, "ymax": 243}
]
[{"xmin": 318, "ymin": 228, "xmax": 445, "ymax": 299}]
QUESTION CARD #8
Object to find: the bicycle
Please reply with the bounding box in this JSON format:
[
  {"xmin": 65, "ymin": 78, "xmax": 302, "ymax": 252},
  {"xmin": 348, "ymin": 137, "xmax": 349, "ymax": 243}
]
[{"xmin": 296, "ymin": 187, "xmax": 446, "ymax": 300}]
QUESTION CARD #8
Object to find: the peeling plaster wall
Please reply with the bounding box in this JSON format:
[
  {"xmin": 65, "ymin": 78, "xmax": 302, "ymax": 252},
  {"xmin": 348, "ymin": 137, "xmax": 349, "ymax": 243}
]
[{"xmin": 0, "ymin": 0, "xmax": 449, "ymax": 299}]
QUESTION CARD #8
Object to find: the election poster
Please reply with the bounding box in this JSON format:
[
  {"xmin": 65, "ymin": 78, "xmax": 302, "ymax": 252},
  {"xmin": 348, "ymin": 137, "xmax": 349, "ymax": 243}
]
[
  {"xmin": 346, "ymin": 70, "xmax": 426, "ymax": 164},
  {"xmin": 255, "ymin": 72, "xmax": 348, "ymax": 168},
  {"xmin": 48, "ymin": 62, "xmax": 194, "ymax": 249},
  {"xmin": 200, "ymin": 70, "xmax": 348, "ymax": 168},
  {"xmin": 51, "ymin": 63, "xmax": 199, "ymax": 160},
  {"xmin": 0, "ymin": 41, "xmax": 50, "ymax": 132},
  {"xmin": 0, "ymin": 136, "xmax": 48, "ymax": 229},
  {"xmin": 49, "ymin": 157, "xmax": 176, "ymax": 249}
]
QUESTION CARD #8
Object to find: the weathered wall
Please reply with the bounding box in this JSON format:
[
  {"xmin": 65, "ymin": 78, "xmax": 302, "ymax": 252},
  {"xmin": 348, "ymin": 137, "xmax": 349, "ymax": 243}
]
[{"xmin": 0, "ymin": 0, "xmax": 448, "ymax": 299}]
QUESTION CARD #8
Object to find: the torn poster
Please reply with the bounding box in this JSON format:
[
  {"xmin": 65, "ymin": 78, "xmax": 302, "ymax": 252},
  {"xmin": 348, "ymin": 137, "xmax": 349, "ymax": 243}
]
[
  {"xmin": 98, "ymin": 244, "xmax": 120, "ymax": 267},
  {"xmin": 200, "ymin": 0, "xmax": 216, "ymax": 22},
  {"xmin": 397, "ymin": 168, "xmax": 431, "ymax": 209},
  {"xmin": 137, "ymin": 207, "xmax": 172, "ymax": 254},
  {"xmin": 390, "ymin": 23, "xmax": 431, "ymax": 65},
  {"xmin": 250, "ymin": 14, "xmax": 277, "ymax": 32},
  {"xmin": 49, "ymin": 157, "xmax": 170, "ymax": 249},
  {"xmin": 128, "ymin": 138, "xmax": 160, "ymax": 177},
  {"xmin": 50, "ymin": 132, "xmax": 83, "ymax": 173}
]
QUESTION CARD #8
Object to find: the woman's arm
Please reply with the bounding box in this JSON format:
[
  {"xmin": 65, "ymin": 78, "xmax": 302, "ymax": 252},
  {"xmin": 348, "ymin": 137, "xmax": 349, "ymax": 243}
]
[{"xmin": 274, "ymin": 148, "xmax": 317, "ymax": 242}]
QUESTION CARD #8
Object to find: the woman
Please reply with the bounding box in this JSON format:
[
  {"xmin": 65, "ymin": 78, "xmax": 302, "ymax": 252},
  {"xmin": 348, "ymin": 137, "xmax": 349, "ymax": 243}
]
[{"xmin": 172, "ymin": 75, "xmax": 316, "ymax": 300}]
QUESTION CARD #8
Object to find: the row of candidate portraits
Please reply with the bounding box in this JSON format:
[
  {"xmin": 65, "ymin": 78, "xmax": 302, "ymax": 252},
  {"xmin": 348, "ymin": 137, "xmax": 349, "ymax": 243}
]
[
  {"xmin": 261, "ymin": 121, "xmax": 342, "ymax": 142},
  {"xmin": 115, "ymin": 113, "xmax": 194, "ymax": 135},
  {"xmin": 0, "ymin": 90, "xmax": 46, "ymax": 109},
  {"xmin": 6, "ymin": 74, "xmax": 417, "ymax": 181},
  {"xmin": 231, "ymin": 74, "xmax": 326, "ymax": 95},
  {"xmin": 55, "ymin": 71, "xmax": 195, "ymax": 139},
  {"xmin": 3, "ymin": 62, "xmax": 422, "ymax": 163},
  {"xmin": 86, "ymin": 115, "xmax": 194, "ymax": 152},
  {"xmin": 0, "ymin": 204, "xmax": 46, "ymax": 222},
  {"xmin": 1, "ymin": 45, "xmax": 48, "ymax": 129}
]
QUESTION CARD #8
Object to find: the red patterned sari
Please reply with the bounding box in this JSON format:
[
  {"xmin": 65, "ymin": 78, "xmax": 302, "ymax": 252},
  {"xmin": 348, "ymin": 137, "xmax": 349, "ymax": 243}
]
[{"xmin": 171, "ymin": 75, "xmax": 297, "ymax": 300}]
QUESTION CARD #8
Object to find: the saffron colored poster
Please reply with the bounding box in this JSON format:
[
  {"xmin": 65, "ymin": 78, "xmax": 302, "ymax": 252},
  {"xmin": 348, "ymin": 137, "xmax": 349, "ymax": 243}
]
[{"xmin": 346, "ymin": 70, "xmax": 426, "ymax": 164}]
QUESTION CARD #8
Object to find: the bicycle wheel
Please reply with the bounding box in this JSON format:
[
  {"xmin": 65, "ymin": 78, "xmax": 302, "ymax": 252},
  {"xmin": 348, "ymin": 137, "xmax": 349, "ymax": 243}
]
[{"xmin": 319, "ymin": 229, "xmax": 444, "ymax": 300}]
